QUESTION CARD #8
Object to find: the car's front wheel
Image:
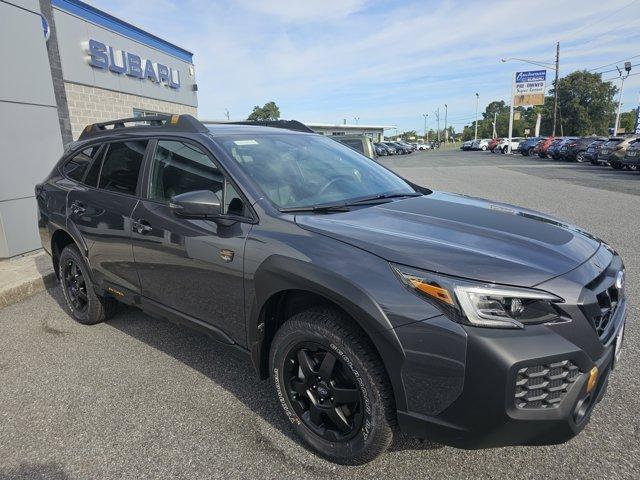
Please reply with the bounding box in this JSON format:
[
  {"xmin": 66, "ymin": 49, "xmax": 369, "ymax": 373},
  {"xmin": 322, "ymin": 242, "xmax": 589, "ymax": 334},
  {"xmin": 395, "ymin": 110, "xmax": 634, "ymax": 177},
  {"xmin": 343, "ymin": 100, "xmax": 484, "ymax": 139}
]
[
  {"xmin": 59, "ymin": 245, "xmax": 117, "ymax": 325},
  {"xmin": 576, "ymin": 152, "xmax": 586, "ymax": 163},
  {"xmin": 611, "ymin": 161, "xmax": 623, "ymax": 170},
  {"xmin": 269, "ymin": 307, "xmax": 395, "ymax": 464}
]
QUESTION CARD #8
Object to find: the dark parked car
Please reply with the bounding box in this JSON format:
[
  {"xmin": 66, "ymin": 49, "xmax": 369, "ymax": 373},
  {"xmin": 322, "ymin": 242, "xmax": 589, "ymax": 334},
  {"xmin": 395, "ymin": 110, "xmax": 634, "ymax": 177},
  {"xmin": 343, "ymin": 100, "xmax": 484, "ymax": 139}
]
[
  {"xmin": 599, "ymin": 137, "xmax": 637, "ymax": 169},
  {"xmin": 382, "ymin": 142, "xmax": 401, "ymax": 154},
  {"xmin": 519, "ymin": 137, "xmax": 543, "ymax": 156},
  {"xmin": 461, "ymin": 140, "xmax": 473, "ymax": 150},
  {"xmin": 373, "ymin": 142, "xmax": 388, "ymax": 156},
  {"xmin": 390, "ymin": 141, "xmax": 412, "ymax": 154},
  {"xmin": 560, "ymin": 137, "xmax": 606, "ymax": 162},
  {"xmin": 37, "ymin": 114, "xmax": 628, "ymax": 464},
  {"xmin": 550, "ymin": 137, "xmax": 578, "ymax": 160},
  {"xmin": 621, "ymin": 138, "xmax": 640, "ymax": 169},
  {"xmin": 584, "ymin": 139, "xmax": 607, "ymax": 165}
]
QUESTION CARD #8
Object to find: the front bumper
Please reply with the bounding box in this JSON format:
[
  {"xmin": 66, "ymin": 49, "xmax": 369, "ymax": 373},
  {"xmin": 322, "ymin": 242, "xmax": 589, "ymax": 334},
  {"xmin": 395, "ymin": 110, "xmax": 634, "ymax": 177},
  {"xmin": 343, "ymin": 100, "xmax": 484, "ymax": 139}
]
[
  {"xmin": 392, "ymin": 252, "xmax": 627, "ymax": 448},
  {"xmin": 396, "ymin": 303, "xmax": 625, "ymax": 448}
]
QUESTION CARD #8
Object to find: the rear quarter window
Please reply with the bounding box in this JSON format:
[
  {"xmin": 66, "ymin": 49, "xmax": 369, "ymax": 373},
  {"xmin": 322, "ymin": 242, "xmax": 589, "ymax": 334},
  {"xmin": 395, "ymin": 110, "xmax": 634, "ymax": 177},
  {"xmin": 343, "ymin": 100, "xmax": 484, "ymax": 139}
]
[{"xmin": 61, "ymin": 146, "xmax": 100, "ymax": 182}]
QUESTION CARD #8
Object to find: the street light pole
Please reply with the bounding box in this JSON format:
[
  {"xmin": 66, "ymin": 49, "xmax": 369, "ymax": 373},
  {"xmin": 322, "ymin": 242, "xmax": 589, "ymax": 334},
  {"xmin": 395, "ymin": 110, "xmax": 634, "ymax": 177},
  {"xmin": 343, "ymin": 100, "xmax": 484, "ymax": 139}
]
[
  {"xmin": 354, "ymin": 116, "xmax": 360, "ymax": 125},
  {"xmin": 614, "ymin": 62, "xmax": 632, "ymax": 135},
  {"xmin": 474, "ymin": 93, "xmax": 479, "ymax": 141},
  {"xmin": 444, "ymin": 104, "xmax": 448, "ymax": 143},
  {"xmin": 422, "ymin": 113, "xmax": 428, "ymax": 141},
  {"xmin": 435, "ymin": 108, "xmax": 440, "ymax": 142},
  {"xmin": 507, "ymin": 72, "xmax": 515, "ymax": 154}
]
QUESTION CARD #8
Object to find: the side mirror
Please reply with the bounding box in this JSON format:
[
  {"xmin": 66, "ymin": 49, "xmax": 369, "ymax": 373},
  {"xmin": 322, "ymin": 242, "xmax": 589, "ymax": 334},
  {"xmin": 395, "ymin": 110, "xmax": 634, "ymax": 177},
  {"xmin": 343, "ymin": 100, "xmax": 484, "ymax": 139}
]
[{"xmin": 170, "ymin": 190, "xmax": 221, "ymax": 218}]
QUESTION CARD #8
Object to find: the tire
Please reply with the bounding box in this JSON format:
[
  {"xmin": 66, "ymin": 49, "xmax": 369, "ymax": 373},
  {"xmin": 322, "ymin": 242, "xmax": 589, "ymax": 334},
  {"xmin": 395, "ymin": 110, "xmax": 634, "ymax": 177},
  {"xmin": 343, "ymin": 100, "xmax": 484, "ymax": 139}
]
[
  {"xmin": 269, "ymin": 307, "xmax": 395, "ymax": 464},
  {"xmin": 59, "ymin": 245, "xmax": 117, "ymax": 325},
  {"xmin": 576, "ymin": 152, "xmax": 586, "ymax": 163},
  {"xmin": 611, "ymin": 162, "xmax": 623, "ymax": 170},
  {"xmin": 501, "ymin": 146, "xmax": 508, "ymax": 154},
  {"xmin": 481, "ymin": 146, "xmax": 487, "ymax": 151}
]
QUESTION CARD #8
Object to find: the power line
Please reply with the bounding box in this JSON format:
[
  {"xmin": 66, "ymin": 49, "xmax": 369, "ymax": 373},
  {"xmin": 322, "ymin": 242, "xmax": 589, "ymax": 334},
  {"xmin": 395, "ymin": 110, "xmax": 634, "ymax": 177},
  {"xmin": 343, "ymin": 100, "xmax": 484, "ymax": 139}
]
[
  {"xmin": 603, "ymin": 71, "xmax": 640, "ymax": 81},
  {"xmin": 588, "ymin": 54, "xmax": 640, "ymax": 72},
  {"xmin": 597, "ymin": 62, "xmax": 640, "ymax": 75},
  {"xmin": 579, "ymin": 16, "xmax": 640, "ymax": 48}
]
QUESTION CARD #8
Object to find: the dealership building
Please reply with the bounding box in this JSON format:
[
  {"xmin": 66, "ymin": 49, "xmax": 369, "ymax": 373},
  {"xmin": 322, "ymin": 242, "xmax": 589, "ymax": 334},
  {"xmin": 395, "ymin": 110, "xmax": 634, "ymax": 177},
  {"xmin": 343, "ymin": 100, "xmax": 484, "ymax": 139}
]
[
  {"xmin": 305, "ymin": 123, "xmax": 395, "ymax": 142},
  {"xmin": 0, "ymin": 0, "xmax": 198, "ymax": 258}
]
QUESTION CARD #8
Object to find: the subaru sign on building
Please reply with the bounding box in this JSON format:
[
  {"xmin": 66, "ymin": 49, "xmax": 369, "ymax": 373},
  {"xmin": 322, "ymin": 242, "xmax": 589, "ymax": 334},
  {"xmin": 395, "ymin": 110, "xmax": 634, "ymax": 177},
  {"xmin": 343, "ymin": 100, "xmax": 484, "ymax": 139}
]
[{"xmin": 0, "ymin": 0, "xmax": 198, "ymax": 258}]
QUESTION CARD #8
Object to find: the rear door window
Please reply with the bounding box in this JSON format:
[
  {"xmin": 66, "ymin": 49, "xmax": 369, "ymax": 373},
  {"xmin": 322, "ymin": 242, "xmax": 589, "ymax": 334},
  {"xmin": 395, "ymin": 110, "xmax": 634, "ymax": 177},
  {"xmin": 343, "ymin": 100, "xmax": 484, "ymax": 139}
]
[
  {"xmin": 97, "ymin": 141, "xmax": 148, "ymax": 195},
  {"xmin": 61, "ymin": 146, "xmax": 100, "ymax": 182}
]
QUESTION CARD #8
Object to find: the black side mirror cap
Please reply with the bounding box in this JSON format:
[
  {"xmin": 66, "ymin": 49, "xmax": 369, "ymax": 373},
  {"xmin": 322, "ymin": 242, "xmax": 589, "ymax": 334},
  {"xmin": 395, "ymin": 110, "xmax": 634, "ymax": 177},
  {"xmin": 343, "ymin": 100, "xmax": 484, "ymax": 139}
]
[{"xmin": 170, "ymin": 190, "xmax": 221, "ymax": 218}]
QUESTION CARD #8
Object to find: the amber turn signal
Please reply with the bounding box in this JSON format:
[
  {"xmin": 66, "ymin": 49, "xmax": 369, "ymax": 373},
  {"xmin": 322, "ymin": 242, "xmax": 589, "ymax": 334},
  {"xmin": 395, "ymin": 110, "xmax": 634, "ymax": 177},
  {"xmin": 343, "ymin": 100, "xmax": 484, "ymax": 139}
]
[
  {"xmin": 586, "ymin": 366, "xmax": 598, "ymax": 393},
  {"xmin": 408, "ymin": 278, "xmax": 455, "ymax": 305}
]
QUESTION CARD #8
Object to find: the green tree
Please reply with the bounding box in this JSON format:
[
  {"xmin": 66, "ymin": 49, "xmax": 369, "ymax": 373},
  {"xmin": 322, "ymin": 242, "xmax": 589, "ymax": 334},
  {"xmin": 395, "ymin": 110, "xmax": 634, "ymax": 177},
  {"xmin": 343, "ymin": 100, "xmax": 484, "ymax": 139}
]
[
  {"xmin": 541, "ymin": 70, "xmax": 617, "ymax": 135},
  {"xmin": 618, "ymin": 109, "xmax": 638, "ymax": 134},
  {"xmin": 247, "ymin": 101, "xmax": 281, "ymax": 121},
  {"xmin": 400, "ymin": 130, "xmax": 418, "ymax": 141}
]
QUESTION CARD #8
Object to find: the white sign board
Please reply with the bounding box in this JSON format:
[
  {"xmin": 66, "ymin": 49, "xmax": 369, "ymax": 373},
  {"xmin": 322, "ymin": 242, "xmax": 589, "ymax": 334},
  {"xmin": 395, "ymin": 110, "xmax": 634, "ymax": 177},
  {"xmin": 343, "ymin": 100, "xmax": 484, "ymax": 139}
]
[{"xmin": 513, "ymin": 70, "xmax": 546, "ymax": 106}]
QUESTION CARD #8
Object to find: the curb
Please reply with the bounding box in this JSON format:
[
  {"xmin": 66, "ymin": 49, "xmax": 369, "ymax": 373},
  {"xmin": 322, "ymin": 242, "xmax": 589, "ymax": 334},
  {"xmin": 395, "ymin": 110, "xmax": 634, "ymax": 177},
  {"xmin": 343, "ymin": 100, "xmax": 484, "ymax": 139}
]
[{"xmin": 0, "ymin": 272, "xmax": 58, "ymax": 310}]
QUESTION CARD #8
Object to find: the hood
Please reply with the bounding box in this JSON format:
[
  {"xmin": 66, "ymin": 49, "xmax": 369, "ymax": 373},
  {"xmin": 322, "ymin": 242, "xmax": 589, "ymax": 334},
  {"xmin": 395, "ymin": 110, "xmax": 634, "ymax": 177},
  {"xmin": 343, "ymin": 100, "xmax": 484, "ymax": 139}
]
[{"xmin": 295, "ymin": 192, "xmax": 600, "ymax": 287}]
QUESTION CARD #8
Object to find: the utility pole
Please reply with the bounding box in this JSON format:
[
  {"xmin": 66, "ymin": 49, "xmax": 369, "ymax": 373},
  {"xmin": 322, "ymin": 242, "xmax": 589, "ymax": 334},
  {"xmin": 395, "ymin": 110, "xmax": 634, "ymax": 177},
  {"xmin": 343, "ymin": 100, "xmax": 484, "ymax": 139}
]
[
  {"xmin": 444, "ymin": 104, "xmax": 448, "ymax": 143},
  {"xmin": 614, "ymin": 62, "xmax": 632, "ymax": 135},
  {"xmin": 492, "ymin": 111, "xmax": 497, "ymax": 138},
  {"xmin": 552, "ymin": 41, "xmax": 560, "ymax": 136},
  {"xmin": 422, "ymin": 113, "xmax": 428, "ymax": 141},
  {"xmin": 225, "ymin": 109, "xmax": 230, "ymax": 120},
  {"xmin": 474, "ymin": 93, "xmax": 479, "ymax": 141},
  {"xmin": 354, "ymin": 116, "xmax": 360, "ymax": 125},
  {"xmin": 435, "ymin": 108, "xmax": 440, "ymax": 142}
]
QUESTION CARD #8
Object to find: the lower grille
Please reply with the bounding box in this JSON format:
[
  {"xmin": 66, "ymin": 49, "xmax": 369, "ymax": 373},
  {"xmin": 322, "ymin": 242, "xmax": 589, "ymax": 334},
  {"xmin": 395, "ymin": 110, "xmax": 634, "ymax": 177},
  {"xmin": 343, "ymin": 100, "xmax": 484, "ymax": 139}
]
[{"xmin": 515, "ymin": 360, "xmax": 581, "ymax": 409}]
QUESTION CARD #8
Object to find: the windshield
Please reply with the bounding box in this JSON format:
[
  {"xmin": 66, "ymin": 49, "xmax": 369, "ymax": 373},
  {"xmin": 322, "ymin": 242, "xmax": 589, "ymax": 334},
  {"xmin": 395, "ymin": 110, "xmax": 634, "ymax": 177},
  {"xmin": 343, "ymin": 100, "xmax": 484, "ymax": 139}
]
[
  {"xmin": 215, "ymin": 133, "xmax": 416, "ymax": 209},
  {"xmin": 603, "ymin": 139, "xmax": 622, "ymax": 147}
]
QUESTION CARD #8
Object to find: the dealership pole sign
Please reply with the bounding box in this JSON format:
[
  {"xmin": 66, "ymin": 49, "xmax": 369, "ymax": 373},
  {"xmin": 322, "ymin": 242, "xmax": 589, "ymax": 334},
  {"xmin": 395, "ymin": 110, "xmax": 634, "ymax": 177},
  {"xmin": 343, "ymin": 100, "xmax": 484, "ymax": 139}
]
[
  {"xmin": 513, "ymin": 70, "xmax": 546, "ymax": 107},
  {"xmin": 86, "ymin": 39, "xmax": 181, "ymax": 89}
]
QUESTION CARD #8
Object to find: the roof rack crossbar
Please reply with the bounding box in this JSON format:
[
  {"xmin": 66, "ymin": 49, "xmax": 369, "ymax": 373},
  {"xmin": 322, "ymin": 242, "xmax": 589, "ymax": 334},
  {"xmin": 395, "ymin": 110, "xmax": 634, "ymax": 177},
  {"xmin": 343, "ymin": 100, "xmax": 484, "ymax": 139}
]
[
  {"xmin": 79, "ymin": 114, "xmax": 208, "ymax": 140},
  {"xmin": 204, "ymin": 120, "xmax": 315, "ymax": 134}
]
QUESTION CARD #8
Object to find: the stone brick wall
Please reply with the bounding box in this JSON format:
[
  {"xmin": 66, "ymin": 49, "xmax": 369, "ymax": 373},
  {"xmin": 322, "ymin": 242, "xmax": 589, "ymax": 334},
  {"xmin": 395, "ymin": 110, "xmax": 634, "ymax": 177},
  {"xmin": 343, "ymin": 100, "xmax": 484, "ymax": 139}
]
[{"xmin": 64, "ymin": 82, "xmax": 198, "ymax": 140}]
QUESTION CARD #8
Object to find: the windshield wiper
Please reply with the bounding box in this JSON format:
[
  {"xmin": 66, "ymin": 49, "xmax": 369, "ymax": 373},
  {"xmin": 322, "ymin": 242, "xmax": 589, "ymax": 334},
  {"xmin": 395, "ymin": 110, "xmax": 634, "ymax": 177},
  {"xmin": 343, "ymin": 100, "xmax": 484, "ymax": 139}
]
[
  {"xmin": 280, "ymin": 204, "xmax": 351, "ymax": 213},
  {"xmin": 346, "ymin": 192, "xmax": 422, "ymax": 206}
]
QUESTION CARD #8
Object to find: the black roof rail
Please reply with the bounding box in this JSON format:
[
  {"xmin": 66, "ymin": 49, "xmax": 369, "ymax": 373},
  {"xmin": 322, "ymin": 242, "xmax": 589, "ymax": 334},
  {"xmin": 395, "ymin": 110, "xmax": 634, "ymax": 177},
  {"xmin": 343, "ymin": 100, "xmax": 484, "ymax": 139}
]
[
  {"xmin": 205, "ymin": 119, "xmax": 315, "ymax": 134},
  {"xmin": 78, "ymin": 114, "xmax": 208, "ymax": 140}
]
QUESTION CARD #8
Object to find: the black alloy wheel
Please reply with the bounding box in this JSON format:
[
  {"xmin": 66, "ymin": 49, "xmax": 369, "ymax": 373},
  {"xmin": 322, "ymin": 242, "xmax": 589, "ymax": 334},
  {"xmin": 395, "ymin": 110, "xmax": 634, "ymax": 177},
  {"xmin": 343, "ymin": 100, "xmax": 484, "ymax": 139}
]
[
  {"xmin": 63, "ymin": 258, "xmax": 88, "ymax": 314},
  {"xmin": 576, "ymin": 151, "xmax": 585, "ymax": 163},
  {"xmin": 283, "ymin": 342, "xmax": 363, "ymax": 442}
]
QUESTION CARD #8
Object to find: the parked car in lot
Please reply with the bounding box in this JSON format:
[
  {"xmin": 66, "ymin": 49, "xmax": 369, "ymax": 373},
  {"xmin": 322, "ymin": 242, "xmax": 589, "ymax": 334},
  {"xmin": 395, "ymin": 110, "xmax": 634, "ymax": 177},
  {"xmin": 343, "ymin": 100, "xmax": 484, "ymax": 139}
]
[
  {"xmin": 547, "ymin": 138, "xmax": 577, "ymax": 160},
  {"xmin": 557, "ymin": 137, "xmax": 590, "ymax": 162},
  {"xmin": 416, "ymin": 143, "xmax": 431, "ymax": 150},
  {"xmin": 461, "ymin": 140, "xmax": 473, "ymax": 150},
  {"xmin": 599, "ymin": 137, "xmax": 637, "ymax": 169},
  {"xmin": 621, "ymin": 138, "xmax": 640, "ymax": 170},
  {"xmin": 333, "ymin": 135, "xmax": 376, "ymax": 159},
  {"xmin": 471, "ymin": 138, "xmax": 491, "ymax": 151},
  {"xmin": 488, "ymin": 137, "xmax": 502, "ymax": 152},
  {"xmin": 397, "ymin": 141, "xmax": 416, "ymax": 153},
  {"xmin": 537, "ymin": 136, "xmax": 558, "ymax": 158},
  {"xmin": 381, "ymin": 142, "xmax": 398, "ymax": 155},
  {"xmin": 389, "ymin": 141, "xmax": 412, "ymax": 154},
  {"xmin": 519, "ymin": 137, "xmax": 544, "ymax": 156},
  {"xmin": 374, "ymin": 143, "xmax": 388, "ymax": 156},
  {"xmin": 37, "ymin": 114, "xmax": 627, "ymax": 464},
  {"xmin": 494, "ymin": 137, "xmax": 523, "ymax": 154},
  {"xmin": 584, "ymin": 139, "xmax": 607, "ymax": 165}
]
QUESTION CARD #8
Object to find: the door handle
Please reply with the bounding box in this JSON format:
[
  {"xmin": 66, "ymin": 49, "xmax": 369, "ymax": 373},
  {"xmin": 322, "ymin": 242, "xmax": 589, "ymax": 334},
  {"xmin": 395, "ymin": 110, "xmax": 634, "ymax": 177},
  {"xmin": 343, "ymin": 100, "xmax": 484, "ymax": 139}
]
[
  {"xmin": 133, "ymin": 219, "xmax": 152, "ymax": 234},
  {"xmin": 70, "ymin": 201, "xmax": 86, "ymax": 215}
]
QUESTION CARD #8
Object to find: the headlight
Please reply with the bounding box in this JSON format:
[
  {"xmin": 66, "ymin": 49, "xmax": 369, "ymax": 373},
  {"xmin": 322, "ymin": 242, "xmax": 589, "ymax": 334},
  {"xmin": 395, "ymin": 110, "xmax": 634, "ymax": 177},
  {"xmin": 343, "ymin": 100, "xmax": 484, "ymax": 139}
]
[{"xmin": 392, "ymin": 264, "xmax": 564, "ymax": 329}]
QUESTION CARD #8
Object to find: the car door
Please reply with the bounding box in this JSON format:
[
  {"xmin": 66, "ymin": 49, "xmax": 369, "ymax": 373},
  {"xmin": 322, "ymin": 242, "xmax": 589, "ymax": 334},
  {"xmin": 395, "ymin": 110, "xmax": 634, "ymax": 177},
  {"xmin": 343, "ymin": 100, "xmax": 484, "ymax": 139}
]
[
  {"xmin": 130, "ymin": 139, "xmax": 253, "ymax": 346},
  {"xmin": 66, "ymin": 139, "xmax": 148, "ymax": 294}
]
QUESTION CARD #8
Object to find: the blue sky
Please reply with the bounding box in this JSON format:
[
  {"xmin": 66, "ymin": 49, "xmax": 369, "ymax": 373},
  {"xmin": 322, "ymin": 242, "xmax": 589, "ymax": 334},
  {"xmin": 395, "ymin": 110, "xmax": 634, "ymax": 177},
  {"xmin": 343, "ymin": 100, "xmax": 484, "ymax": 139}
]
[{"xmin": 86, "ymin": 0, "xmax": 640, "ymax": 133}]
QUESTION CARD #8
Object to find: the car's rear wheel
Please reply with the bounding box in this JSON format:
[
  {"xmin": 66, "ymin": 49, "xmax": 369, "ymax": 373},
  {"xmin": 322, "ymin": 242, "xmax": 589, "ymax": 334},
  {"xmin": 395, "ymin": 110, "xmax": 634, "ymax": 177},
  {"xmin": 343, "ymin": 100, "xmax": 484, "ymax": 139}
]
[
  {"xmin": 270, "ymin": 307, "xmax": 395, "ymax": 464},
  {"xmin": 576, "ymin": 152, "xmax": 586, "ymax": 163},
  {"xmin": 481, "ymin": 145, "xmax": 487, "ymax": 151},
  {"xmin": 611, "ymin": 161, "xmax": 623, "ymax": 170},
  {"xmin": 59, "ymin": 245, "xmax": 116, "ymax": 325}
]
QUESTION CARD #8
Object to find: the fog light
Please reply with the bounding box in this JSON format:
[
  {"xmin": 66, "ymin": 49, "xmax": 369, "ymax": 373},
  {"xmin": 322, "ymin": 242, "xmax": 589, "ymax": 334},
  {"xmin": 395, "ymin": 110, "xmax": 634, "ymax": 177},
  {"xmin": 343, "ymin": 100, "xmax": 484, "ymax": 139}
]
[{"xmin": 586, "ymin": 366, "xmax": 598, "ymax": 393}]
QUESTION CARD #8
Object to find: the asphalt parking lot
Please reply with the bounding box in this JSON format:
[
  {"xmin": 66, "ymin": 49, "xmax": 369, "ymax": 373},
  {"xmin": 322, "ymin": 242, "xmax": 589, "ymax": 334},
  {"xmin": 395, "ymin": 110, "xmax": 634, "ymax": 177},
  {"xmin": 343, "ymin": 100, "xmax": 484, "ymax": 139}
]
[{"xmin": 1, "ymin": 150, "xmax": 639, "ymax": 479}]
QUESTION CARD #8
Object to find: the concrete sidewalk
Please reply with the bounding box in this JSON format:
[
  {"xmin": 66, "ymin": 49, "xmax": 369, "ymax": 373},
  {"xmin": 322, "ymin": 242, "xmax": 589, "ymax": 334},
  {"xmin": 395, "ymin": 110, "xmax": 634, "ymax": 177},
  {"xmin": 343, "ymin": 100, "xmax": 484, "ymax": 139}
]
[{"xmin": 0, "ymin": 251, "xmax": 57, "ymax": 309}]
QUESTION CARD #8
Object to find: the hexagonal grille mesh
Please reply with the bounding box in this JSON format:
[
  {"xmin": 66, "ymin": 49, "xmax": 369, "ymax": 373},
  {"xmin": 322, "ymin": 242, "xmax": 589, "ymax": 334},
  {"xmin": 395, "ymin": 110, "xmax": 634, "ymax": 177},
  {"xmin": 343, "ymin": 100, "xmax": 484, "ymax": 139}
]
[{"xmin": 515, "ymin": 360, "xmax": 581, "ymax": 409}]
